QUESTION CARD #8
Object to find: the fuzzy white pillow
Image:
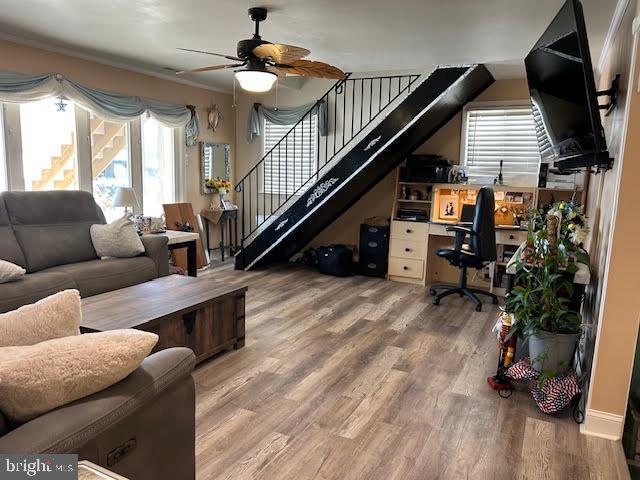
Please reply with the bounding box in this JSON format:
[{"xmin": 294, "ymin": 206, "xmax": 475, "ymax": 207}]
[
  {"xmin": 90, "ymin": 216, "xmax": 145, "ymax": 258},
  {"xmin": 0, "ymin": 290, "xmax": 81, "ymax": 347},
  {"xmin": 0, "ymin": 259, "xmax": 25, "ymax": 284},
  {"xmin": 0, "ymin": 329, "xmax": 158, "ymax": 424}
]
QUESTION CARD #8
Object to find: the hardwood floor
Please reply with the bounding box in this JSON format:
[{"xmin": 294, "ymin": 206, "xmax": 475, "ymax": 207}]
[{"xmin": 195, "ymin": 263, "xmax": 629, "ymax": 480}]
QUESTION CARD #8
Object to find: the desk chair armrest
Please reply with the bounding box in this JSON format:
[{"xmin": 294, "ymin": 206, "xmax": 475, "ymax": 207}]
[{"xmin": 446, "ymin": 225, "xmax": 475, "ymax": 252}]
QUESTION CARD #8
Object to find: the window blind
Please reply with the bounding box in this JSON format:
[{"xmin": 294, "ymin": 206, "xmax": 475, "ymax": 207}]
[
  {"xmin": 463, "ymin": 105, "xmax": 540, "ymax": 186},
  {"xmin": 263, "ymin": 115, "xmax": 317, "ymax": 195}
]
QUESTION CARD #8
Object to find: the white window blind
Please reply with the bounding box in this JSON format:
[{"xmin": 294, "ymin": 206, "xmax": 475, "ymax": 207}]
[
  {"xmin": 463, "ymin": 105, "xmax": 540, "ymax": 186},
  {"xmin": 263, "ymin": 115, "xmax": 317, "ymax": 195}
]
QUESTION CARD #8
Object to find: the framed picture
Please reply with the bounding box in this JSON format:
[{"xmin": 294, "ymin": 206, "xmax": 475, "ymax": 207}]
[
  {"xmin": 222, "ymin": 199, "xmax": 236, "ymax": 210},
  {"xmin": 439, "ymin": 195, "xmax": 459, "ymax": 220}
]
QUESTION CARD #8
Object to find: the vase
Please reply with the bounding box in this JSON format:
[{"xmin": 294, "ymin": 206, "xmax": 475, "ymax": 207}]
[
  {"xmin": 209, "ymin": 193, "xmax": 222, "ymax": 210},
  {"xmin": 528, "ymin": 331, "xmax": 580, "ymax": 373}
]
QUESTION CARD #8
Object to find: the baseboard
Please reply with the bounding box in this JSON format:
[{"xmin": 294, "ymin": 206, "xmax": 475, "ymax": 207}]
[{"xmin": 580, "ymin": 408, "xmax": 625, "ymax": 440}]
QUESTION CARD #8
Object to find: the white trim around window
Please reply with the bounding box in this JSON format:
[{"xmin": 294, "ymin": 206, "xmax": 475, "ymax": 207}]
[
  {"xmin": 0, "ymin": 101, "xmax": 182, "ymax": 216},
  {"xmin": 460, "ymin": 100, "xmax": 541, "ymax": 187}
]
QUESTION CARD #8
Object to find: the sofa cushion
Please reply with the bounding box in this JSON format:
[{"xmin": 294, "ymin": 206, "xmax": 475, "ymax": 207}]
[
  {"xmin": 90, "ymin": 217, "xmax": 145, "ymax": 258},
  {"xmin": 3, "ymin": 191, "xmax": 105, "ymax": 273},
  {"xmin": 0, "ymin": 290, "xmax": 81, "ymax": 347},
  {"xmin": 0, "ymin": 271, "xmax": 77, "ymax": 314},
  {"xmin": 45, "ymin": 257, "xmax": 158, "ymax": 297},
  {"xmin": 0, "ymin": 197, "xmax": 27, "ymax": 268},
  {"xmin": 0, "ymin": 259, "xmax": 25, "ymax": 284},
  {"xmin": 0, "ymin": 329, "xmax": 158, "ymax": 424}
]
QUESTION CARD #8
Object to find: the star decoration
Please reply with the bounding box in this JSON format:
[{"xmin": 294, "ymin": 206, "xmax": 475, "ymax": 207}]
[{"xmin": 55, "ymin": 98, "xmax": 67, "ymax": 112}]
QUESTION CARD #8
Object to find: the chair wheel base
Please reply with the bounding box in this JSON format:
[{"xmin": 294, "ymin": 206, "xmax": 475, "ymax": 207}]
[
  {"xmin": 475, "ymin": 304, "xmax": 482, "ymax": 312},
  {"xmin": 433, "ymin": 298, "xmax": 440, "ymax": 305}
]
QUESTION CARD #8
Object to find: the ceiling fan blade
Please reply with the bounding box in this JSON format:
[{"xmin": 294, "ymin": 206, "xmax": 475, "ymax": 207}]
[
  {"xmin": 253, "ymin": 43, "xmax": 310, "ymax": 63},
  {"xmin": 266, "ymin": 66, "xmax": 286, "ymax": 79},
  {"xmin": 177, "ymin": 48, "xmax": 242, "ymax": 62},
  {"xmin": 275, "ymin": 60, "xmax": 346, "ymax": 80},
  {"xmin": 176, "ymin": 63, "xmax": 244, "ymax": 75}
]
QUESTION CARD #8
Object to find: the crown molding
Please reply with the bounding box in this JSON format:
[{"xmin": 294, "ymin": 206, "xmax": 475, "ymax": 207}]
[
  {"xmin": 596, "ymin": 0, "xmax": 632, "ymax": 75},
  {"xmin": 0, "ymin": 31, "xmax": 232, "ymax": 95}
]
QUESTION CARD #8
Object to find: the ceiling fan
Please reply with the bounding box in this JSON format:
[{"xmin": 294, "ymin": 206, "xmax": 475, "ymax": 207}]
[{"xmin": 176, "ymin": 7, "xmax": 346, "ymax": 93}]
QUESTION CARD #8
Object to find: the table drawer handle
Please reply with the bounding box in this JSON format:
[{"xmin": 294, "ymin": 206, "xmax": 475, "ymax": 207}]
[
  {"xmin": 405, "ymin": 248, "xmax": 412, "ymax": 252},
  {"xmin": 509, "ymin": 234, "xmax": 515, "ymax": 240},
  {"xmin": 406, "ymin": 229, "xmax": 413, "ymax": 234},
  {"xmin": 403, "ymin": 266, "xmax": 409, "ymax": 270}
]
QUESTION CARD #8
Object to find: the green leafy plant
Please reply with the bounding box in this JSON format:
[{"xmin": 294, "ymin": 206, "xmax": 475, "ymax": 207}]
[{"xmin": 505, "ymin": 202, "xmax": 588, "ymax": 340}]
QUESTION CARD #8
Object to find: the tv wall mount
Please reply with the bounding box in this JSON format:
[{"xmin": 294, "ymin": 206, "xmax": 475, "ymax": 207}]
[{"xmin": 597, "ymin": 74, "xmax": 620, "ymax": 117}]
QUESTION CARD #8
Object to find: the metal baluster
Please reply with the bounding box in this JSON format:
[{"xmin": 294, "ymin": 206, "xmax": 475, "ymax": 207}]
[
  {"xmin": 333, "ymin": 89, "xmax": 337, "ymax": 157},
  {"xmin": 369, "ymin": 78, "xmax": 373, "ymax": 122},
  {"xmin": 378, "ymin": 78, "xmax": 382, "ymax": 114},
  {"xmin": 360, "ymin": 79, "xmax": 364, "ymax": 131},
  {"xmin": 270, "ymin": 153, "xmax": 273, "ymax": 216},
  {"xmin": 342, "ymin": 83, "xmax": 346, "ymax": 149},
  {"xmin": 350, "ymin": 80, "xmax": 355, "ymax": 141}
]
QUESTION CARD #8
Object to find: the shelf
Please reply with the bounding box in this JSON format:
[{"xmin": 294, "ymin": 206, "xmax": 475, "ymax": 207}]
[{"xmin": 397, "ymin": 199, "xmax": 431, "ymax": 203}]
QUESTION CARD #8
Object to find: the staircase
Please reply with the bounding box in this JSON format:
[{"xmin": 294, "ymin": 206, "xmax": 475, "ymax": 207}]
[
  {"xmin": 233, "ymin": 64, "xmax": 495, "ymax": 270},
  {"xmin": 31, "ymin": 118, "xmax": 127, "ymax": 191}
]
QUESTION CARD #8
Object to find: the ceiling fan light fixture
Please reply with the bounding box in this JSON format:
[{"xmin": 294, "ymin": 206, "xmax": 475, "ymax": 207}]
[{"xmin": 235, "ymin": 69, "xmax": 277, "ymax": 93}]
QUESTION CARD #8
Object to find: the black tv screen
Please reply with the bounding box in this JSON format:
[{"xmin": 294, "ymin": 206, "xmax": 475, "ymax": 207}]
[{"xmin": 525, "ymin": 0, "xmax": 609, "ymax": 170}]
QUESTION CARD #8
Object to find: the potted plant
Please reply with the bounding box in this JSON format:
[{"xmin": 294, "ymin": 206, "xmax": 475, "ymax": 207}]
[
  {"xmin": 204, "ymin": 177, "xmax": 233, "ymax": 210},
  {"xmin": 505, "ymin": 201, "xmax": 589, "ymax": 374}
]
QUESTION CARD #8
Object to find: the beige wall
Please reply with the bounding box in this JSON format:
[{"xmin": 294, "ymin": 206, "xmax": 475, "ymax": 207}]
[
  {"xmin": 0, "ymin": 39, "xmax": 235, "ymax": 218},
  {"xmin": 583, "ymin": 0, "xmax": 640, "ymax": 429}
]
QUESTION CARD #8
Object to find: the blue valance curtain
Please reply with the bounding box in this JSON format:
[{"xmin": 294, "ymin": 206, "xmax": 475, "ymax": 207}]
[
  {"xmin": 0, "ymin": 70, "xmax": 198, "ymax": 137},
  {"xmin": 246, "ymin": 100, "xmax": 328, "ymax": 143}
]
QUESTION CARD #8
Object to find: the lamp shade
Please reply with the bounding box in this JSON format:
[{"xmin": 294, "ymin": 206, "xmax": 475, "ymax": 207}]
[
  {"xmin": 235, "ymin": 70, "xmax": 277, "ymax": 93},
  {"xmin": 112, "ymin": 187, "xmax": 140, "ymax": 210}
]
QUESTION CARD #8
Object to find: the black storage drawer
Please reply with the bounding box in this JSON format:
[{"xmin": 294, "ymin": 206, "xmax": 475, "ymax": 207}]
[
  {"xmin": 359, "ymin": 224, "xmax": 390, "ymax": 256},
  {"xmin": 359, "ymin": 254, "xmax": 388, "ymax": 278}
]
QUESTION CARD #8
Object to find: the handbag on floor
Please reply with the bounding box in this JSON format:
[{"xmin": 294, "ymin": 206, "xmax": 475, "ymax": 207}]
[{"xmin": 315, "ymin": 245, "xmax": 354, "ymax": 277}]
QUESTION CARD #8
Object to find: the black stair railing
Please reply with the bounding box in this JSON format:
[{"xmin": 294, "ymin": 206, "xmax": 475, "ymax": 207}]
[{"xmin": 235, "ymin": 73, "xmax": 421, "ymax": 247}]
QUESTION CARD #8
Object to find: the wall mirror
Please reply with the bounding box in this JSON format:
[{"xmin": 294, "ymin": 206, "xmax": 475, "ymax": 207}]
[{"xmin": 201, "ymin": 142, "xmax": 231, "ymax": 194}]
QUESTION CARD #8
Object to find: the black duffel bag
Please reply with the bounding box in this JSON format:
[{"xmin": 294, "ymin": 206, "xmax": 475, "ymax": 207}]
[{"xmin": 315, "ymin": 245, "xmax": 354, "ymax": 277}]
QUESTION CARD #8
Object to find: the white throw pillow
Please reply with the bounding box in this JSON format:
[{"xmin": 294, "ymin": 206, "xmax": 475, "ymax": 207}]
[
  {"xmin": 0, "ymin": 259, "xmax": 25, "ymax": 284},
  {"xmin": 0, "ymin": 329, "xmax": 158, "ymax": 423},
  {"xmin": 0, "ymin": 290, "xmax": 81, "ymax": 347},
  {"xmin": 90, "ymin": 216, "xmax": 145, "ymax": 258}
]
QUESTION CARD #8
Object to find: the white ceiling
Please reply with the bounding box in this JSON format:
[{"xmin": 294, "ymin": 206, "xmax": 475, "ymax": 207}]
[{"xmin": 0, "ymin": 0, "xmax": 617, "ymax": 92}]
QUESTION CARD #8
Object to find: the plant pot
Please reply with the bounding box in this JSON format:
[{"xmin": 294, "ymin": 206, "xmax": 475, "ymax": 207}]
[{"xmin": 528, "ymin": 331, "xmax": 580, "ymax": 373}]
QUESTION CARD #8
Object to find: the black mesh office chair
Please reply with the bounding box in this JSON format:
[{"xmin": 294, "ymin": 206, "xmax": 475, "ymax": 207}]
[{"xmin": 429, "ymin": 186, "xmax": 498, "ymax": 311}]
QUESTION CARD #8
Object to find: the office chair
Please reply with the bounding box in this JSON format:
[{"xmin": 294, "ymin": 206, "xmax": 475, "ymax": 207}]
[{"xmin": 429, "ymin": 186, "xmax": 498, "ymax": 312}]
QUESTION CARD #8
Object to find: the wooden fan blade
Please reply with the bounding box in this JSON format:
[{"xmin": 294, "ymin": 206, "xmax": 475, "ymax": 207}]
[
  {"xmin": 177, "ymin": 48, "xmax": 242, "ymax": 62},
  {"xmin": 253, "ymin": 43, "xmax": 310, "ymax": 63},
  {"xmin": 266, "ymin": 66, "xmax": 286, "ymax": 79},
  {"xmin": 176, "ymin": 64, "xmax": 244, "ymax": 75},
  {"xmin": 275, "ymin": 60, "xmax": 346, "ymax": 80}
]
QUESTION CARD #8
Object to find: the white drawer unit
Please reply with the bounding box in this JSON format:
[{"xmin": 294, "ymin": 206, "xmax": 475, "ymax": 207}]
[
  {"xmin": 388, "ymin": 257, "xmax": 424, "ymax": 279},
  {"xmin": 390, "ymin": 239, "xmax": 426, "ymax": 260},
  {"xmin": 495, "ymin": 230, "xmax": 527, "ymax": 246},
  {"xmin": 390, "ymin": 220, "xmax": 428, "ymax": 241}
]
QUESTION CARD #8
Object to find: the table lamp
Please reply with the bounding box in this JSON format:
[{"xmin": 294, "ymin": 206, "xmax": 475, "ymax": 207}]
[{"xmin": 113, "ymin": 187, "xmax": 140, "ymax": 217}]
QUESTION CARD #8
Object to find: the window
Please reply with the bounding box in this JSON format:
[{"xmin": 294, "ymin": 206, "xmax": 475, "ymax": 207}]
[
  {"xmin": 90, "ymin": 113, "xmax": 131, "ymax": 222},
  {"xmin": 462, "ymin": 104, "xmax": 540, "ymax": 186},
  {"xmin": 142, "ymin": 116, "xmax": 175, "ymax": 216},
  {"xmin": 20, "ymin": 99, "xmax": 78, "ymax": 191},
  {"xmin": 263, "ymin": 116, "xmax": 317, "ymax": 195}
]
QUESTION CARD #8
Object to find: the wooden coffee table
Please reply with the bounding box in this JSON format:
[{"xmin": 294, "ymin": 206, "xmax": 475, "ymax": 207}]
[{"xmin": 80, "ymin": 275, "xmax": 247, "ymax": 364}]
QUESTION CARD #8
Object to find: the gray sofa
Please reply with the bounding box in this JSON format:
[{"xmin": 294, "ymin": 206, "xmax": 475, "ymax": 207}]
[{"xmin": 0, "ymin": 190, "xmax": 169, "ymax": 313}]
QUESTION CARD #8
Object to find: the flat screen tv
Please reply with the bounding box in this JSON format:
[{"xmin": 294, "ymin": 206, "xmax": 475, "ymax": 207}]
[{"xmin": 525, "ymin": 0, "xmax": 610, "ymax": 171}]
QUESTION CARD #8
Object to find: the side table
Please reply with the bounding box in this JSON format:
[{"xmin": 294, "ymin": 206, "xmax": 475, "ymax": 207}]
[
  {"xmin": 201, "ymin": 208, "xmax": 239, "ymax": 262},
  {"xmin": 143, "ymin": 230, "xmax": 199, "ymax": 277}
]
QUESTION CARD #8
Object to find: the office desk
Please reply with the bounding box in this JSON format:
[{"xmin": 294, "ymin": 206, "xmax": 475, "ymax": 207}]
[{"xmin": 387, "ymin": 220, "xmax": 527, "ymax": 294}]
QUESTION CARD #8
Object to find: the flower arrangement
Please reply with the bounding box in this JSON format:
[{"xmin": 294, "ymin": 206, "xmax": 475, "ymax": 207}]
[{"xmin": 204, "ymin": 177, "xmax": 232, "ymax": 194}]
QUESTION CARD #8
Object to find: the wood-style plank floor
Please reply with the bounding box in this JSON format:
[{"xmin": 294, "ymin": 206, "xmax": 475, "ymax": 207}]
[{"xmin": 195, "ymin": 263, "xmax": 629, "ymax": 480}]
